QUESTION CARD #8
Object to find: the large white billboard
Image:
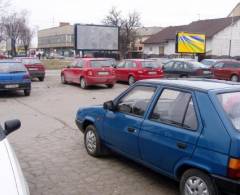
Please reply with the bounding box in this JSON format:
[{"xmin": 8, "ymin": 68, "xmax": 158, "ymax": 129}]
[{"xmin": 75, "ymin": 24, "xmax": 119, "ymax": 50}]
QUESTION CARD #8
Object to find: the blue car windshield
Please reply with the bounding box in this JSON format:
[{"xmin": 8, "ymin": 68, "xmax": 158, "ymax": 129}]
[
  {"xmin": 218, "ymin": 92, "xmax": 240, "ymax": 131},
  {"xmin": 0, "ymin": 62, "xmax": 26, "ymax": 73}
]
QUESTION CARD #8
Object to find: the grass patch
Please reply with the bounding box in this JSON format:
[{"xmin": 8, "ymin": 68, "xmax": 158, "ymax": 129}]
[{"xmin": 42, "ymin": 59, "xmax": 73, "ymax": 70}]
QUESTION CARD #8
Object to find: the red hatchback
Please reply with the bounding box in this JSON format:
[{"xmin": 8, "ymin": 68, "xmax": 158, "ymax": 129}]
[
  {"xmin": 213, "ymin": 60, "xmax": 240, "ymax": 82},
  {"xmin": 115, "ymin": 59, "xmax": 164, "ymax": 85},
  {"xmin": 18, "ymin": 57, "xmax": 45, "ymax": 81},
  {"xmin": 61, "ymin": 58, "xmax": 116, "ymax": 89}
]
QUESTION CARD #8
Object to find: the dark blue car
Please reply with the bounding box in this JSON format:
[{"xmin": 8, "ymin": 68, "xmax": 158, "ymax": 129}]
[
  {"xmin": 76, "ymin": 79, "xmax": 240, "ymax": 195},
  {"xmin": 0, "ymin": 60, "xmax": 31, "ymax": 96}
]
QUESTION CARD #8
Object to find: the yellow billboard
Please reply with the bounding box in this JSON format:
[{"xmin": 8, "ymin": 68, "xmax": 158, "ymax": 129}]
[{"xmin": 176, "ymin": 32, "xmax": 206, "ymax": 54}]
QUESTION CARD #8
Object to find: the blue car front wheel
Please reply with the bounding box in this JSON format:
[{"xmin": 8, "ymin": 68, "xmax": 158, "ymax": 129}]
[{"xmin": 84, "ymin": 125, "xmax": 108, "ymax": 157}]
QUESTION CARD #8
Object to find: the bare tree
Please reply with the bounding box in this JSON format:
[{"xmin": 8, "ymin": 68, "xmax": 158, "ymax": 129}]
[
  {"xmin": 102, "ymin": 7, "xmax": 122, "ymax": 27},
  {"xmin": 0, "ymin": 0, "xmax": 11, "ymax": 46},
  {"xmin": 2, "ymin": 11, "xmax": 27, "ymax": 56},
  {"xmin": 19, "ymin": 24, "xmax": 34, "ymax": 54},
  {"xmin": 103, "ymin": 7, "xmax": 141, "ymax": 58}
]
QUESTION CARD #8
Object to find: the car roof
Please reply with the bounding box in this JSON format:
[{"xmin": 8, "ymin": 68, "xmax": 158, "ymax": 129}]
[
  {"xmin": 215, "ymin": 60, "xmax": 240, "ymax": 64},
  {"xmin": 138, "ymin": 79, "xmax": 240, "ymax": 92},
  {"xmin": 201, "ymin": 59, "xmax": 218, "ymax": 61},
  {"xmin": 0, "ymin": 59, "xmax": 22, "ymax": 64}
]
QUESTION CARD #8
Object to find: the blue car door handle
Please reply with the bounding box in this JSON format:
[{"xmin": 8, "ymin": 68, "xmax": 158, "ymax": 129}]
[
  {"xmin": 128, "ymin": 127, "xmax": 136, "ymax": 133},
  {"xmin": 177, "ymin": 142, "xmax": 187, "ymax": 149}
]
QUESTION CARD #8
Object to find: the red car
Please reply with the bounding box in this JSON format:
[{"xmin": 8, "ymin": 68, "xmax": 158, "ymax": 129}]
[
  {"xmin": 18, "ymin": 57, "xmax": 45, "ymax": 81},
  {"xmin": 213, "ymin": 60, "xmax": 240, "ymax": 82},
  {"xmin": 115, "ymin": 59, "xmax": 164, "ymax": 85},
  {"xmin": 61, "ymin": 58, "xmax": 116, "ymax": 89}
]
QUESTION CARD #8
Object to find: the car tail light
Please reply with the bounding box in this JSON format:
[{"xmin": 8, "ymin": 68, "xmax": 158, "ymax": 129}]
[
  {"xmin": 158, "ymin": 69, "xmax": 163, "ymax": 73},
  {"xmin": 87, "ymin": 70, "xmax": 93, "ymax": 76},
  {"xmin": 228, "ymin": 158, "xmax": 240, "ymax": 179},
  {"xmin": 39, "ymin": 66, "xmax": 45, "ymax": 71}
]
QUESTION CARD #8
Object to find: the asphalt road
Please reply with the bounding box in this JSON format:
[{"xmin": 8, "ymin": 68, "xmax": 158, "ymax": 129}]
[{"xmin": 0, "ymin": 70, "xmax": 179, "ymax": 195}]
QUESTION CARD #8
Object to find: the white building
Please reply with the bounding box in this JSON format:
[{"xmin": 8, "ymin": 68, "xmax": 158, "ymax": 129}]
[{"xmin": 144, "ymin": 17, "xmax": 240, "ymax": 57}]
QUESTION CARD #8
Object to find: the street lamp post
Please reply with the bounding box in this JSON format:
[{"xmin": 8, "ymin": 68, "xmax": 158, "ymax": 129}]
[{"xmin": 229, "ymin": 17, "xmax": 234, "ymax": 57}]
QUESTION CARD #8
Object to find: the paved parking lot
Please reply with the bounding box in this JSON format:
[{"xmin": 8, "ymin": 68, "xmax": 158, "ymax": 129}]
[{"xmin": 0, "ymin": 70, "xmax": 178, "ymax": 195}]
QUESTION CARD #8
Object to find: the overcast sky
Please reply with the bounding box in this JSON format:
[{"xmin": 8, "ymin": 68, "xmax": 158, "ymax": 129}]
[
  {"xmin": 12, "ymin": 0, "xmax": 240, "ymax": 30},
  {"xmin": 9, "ymin": 0, "xmax": 240, "ymax": 47}
]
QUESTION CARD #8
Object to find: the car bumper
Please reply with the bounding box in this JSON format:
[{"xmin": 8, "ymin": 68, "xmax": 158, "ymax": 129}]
[
  {"xmin": 136, "ymin": 74, "xmax": 164, "ymax": 81},
  {"xmin": 212, "ymin": 174, "xmax": 240, "ymax": 194},
  {"xmin": 75, "ymin": 119, "xmax": 84, "ymax": 133},
  {"xmin": 0, "ymin": 82, "xmax": 31, "ymax": 91},
  {"xmin": 85, "ymin": 76, "xmax": 116, "ymax": 85},
  {"xmin": 28, "ymin": 70, "xmax": 45, "ymax": 78}
]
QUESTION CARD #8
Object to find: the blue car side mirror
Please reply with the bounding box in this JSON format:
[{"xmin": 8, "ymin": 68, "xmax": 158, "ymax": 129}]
[{"xmin": 103, "ymin": 101, "xmax": 116, "ymax": 111}]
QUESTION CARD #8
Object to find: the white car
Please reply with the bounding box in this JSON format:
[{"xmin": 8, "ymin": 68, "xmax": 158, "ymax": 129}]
[{"xmin": 0, "ymin": 120, "xmax": 30, "ymax": 195}]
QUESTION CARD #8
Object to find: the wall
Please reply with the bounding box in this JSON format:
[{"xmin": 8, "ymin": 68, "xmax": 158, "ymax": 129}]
[
  {"xmin": 211, "ymin": 19, "xmax": 240, "ymax": 56},
  {"xmin": 38, "ymin": 25, "xmax": 74, "ymax": 48},
  {"xmin": 143, "ymin": 44, "xmax": 162, "ymax": 55},
  {"xmin": 164, "ymin": 40, "xmax": 175, "ymax": 55}
]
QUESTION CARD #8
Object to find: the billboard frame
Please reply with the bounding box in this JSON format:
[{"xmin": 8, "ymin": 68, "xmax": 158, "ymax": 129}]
[
  {"xmin": 74, "ymin": 24, "xmax": 120, "ymax": 52},
  {"xmin": 175, "ymin": 31, "xmax": 206, "ymax": 54}
]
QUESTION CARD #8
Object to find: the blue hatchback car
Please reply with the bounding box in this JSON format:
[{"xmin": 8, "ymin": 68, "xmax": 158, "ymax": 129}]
[
  {"xmin": 76, "ymin": 79, "xmax": 240, "ymax": 195},
  {"xmin": 0, "ymin": 60, "xmax": 31, "ymax": 96}
]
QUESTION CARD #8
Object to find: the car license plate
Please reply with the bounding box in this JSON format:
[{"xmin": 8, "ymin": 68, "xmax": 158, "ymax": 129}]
[
  {"xmin": 28, "ymin": 68, "xmax": 38, "ymax": 71},
  {"xmin": 5, "ymin": 84, "xmax": 19, "ymax": 89},
  {"xmin": 148, "ymin": 72, "xmax": 157, "ymax": 75},
  {"xmin": 98, "ymin": 72, "xmax": 109, "ymax": 76},
  {"xmin": 203, "ymin": 71, "xmax": 211, "ymax": 74}
]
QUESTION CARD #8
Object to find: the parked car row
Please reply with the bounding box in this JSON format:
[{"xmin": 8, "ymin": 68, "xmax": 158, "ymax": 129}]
[
  {"xmin": 0, "ymin": 57, "xmax": 46, "ymax": 97},
  {"xmin": 3, "ymin": 56, "xmax": 240, "ymax": 195},
  {"xmin": 60, "ymin": 58, "xmax": 164, "ymax": 88},
  {"xmin": 61, "ymin": 57, "xmax": 240, "ymax": 89}
]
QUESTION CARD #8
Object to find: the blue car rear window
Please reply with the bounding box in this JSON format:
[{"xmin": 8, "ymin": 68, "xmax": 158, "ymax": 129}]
[
  {"xmin": 0, "ymin": 62, "xmax": 26, "ymax": 73},
  {"xmin": 218, "ymin": 92, "xmax": 240, "ymax": 131}
]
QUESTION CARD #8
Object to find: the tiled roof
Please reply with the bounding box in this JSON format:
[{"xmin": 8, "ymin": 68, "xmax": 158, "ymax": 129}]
[
  {"xmin": 144, "ymin": 16, "xmax": 240, "ymax": 44},
  {"xmin": 136, "ymin": 27, "xmax": 163, "ymax": 37}
]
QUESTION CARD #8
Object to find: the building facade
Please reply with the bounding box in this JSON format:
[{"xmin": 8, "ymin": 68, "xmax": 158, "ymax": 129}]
[
  {"xmin": 128, "ymin": 27, "xmax": 163, "ymax": 57},
  {"xmin": 144, "ymin": 17, "xmax": 240, "ymax": 57},
  {"xmin": 38, "ymin": 23, "xmax": 74, "ymax": 56}
]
